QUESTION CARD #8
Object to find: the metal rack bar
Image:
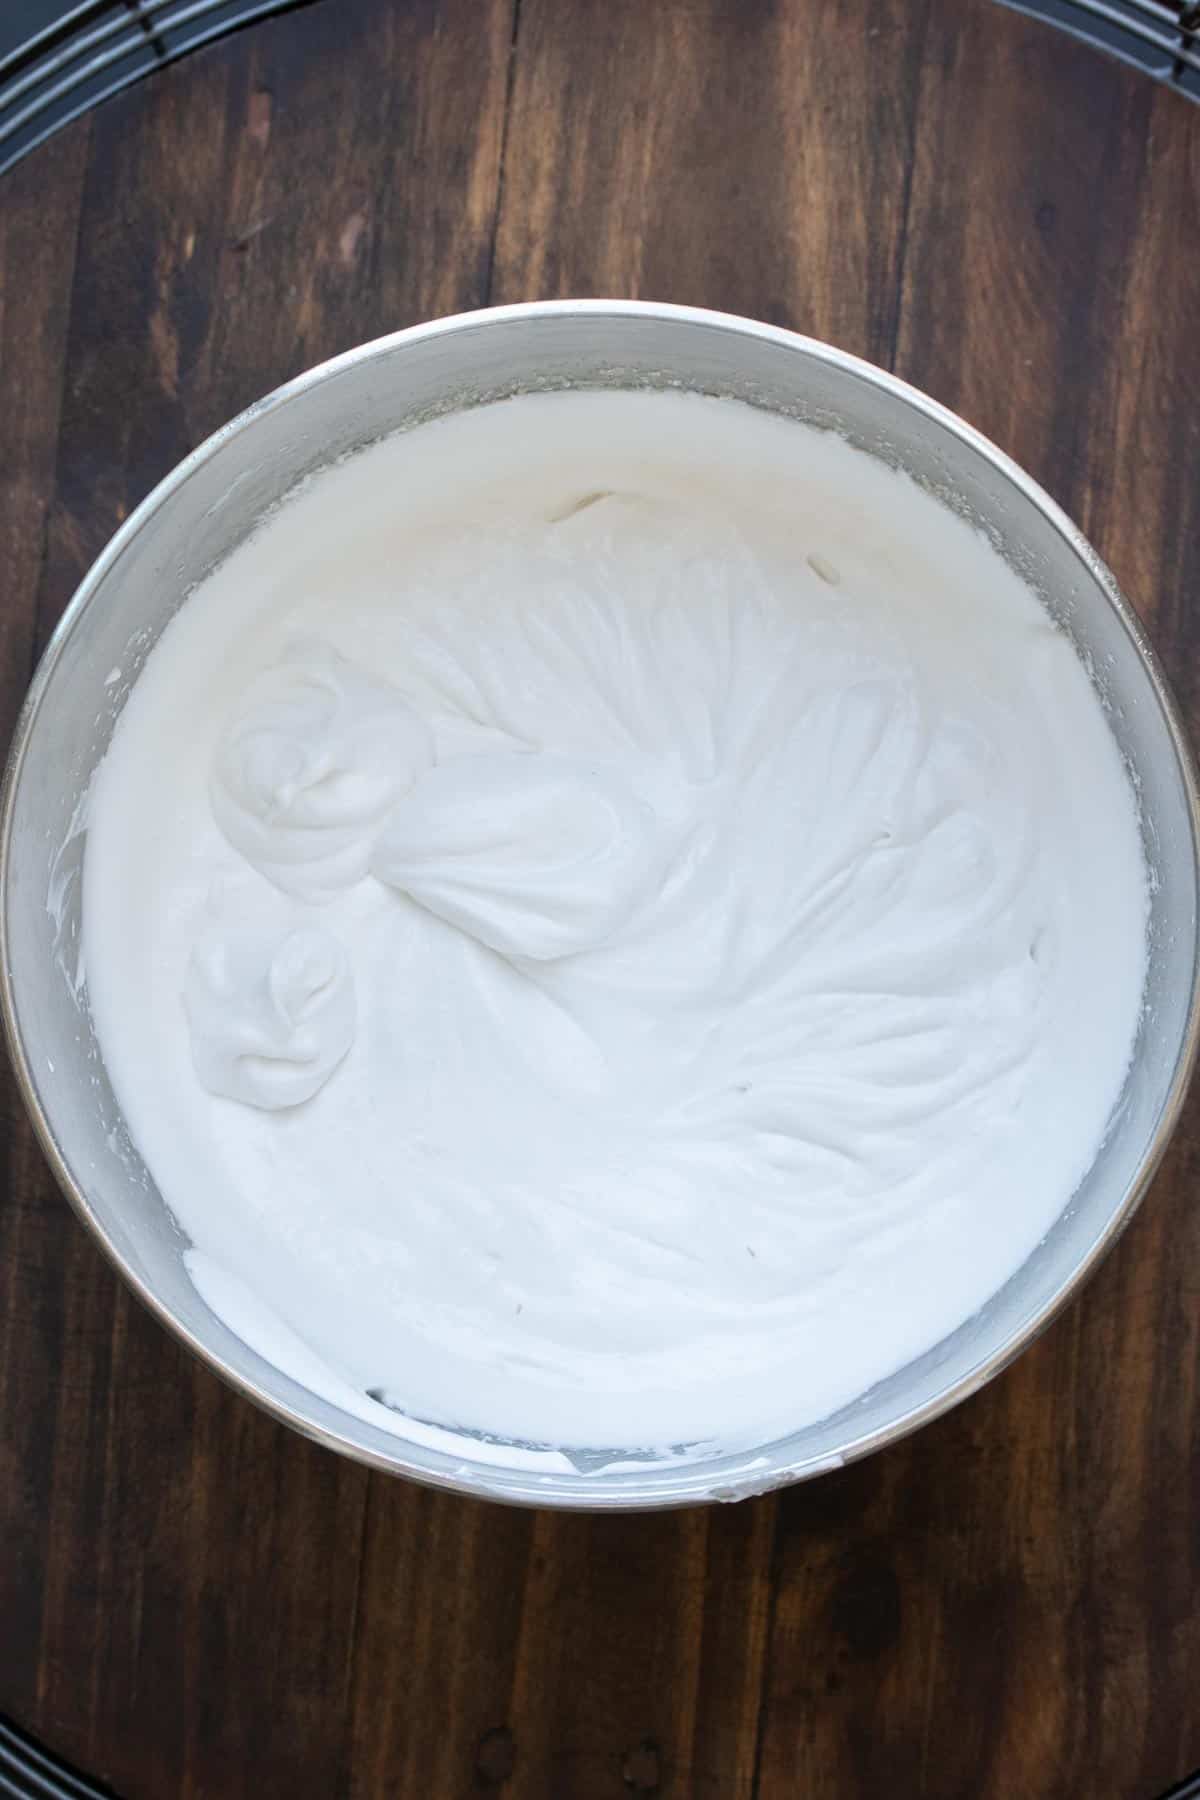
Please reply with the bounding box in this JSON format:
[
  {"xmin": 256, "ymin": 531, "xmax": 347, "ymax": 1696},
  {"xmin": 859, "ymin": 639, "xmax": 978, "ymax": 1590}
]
[
  {"xmin": 0, "ymin": 0, "xmax": 317, "ymax": 172},
  {"xmin": 0, "ymin": 1717, "xmax": 116, "ymax": 1800},
  {"xmin": 994, "ymin": 0, "xmax": 1200, "ymax": 78}
]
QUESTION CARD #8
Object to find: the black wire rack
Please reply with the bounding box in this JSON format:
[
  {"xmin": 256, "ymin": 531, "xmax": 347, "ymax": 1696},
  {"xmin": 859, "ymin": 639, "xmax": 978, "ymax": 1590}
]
[
  {"xmin": 995, "ymin": 0, "xmax": 1200, "ymax": 90},
  {"xmin": 3, "ymin": 1710, "xmax": 1197, "ymax": 1800},
  {"xmin": 1, "ymin": 0, "xmax": 1199, "ymax": 179},
  {"xmin": 0, "ymin": 0, "xmax": 321, "ymax": 174},
  {"xmin": 0, "ymin": 1716, "xmax": 117, "ymax": 1800}
]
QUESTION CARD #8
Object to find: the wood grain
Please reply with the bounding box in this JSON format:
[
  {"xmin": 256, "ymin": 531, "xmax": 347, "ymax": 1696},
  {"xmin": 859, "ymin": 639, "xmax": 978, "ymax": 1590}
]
[
  {"xmin": 0, "ymin": 117, "xmax": 90, "ymax": 1753},
  {"xmin": 491, "ymin": 0, "xmax": 933, "ymax": 362},
  {"xmin": 1, "ymin": 1, "xmax": 1199, "ymax": 1796}
]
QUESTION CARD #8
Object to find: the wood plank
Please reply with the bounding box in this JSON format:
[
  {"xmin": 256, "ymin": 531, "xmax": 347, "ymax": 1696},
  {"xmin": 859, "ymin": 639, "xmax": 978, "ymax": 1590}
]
[
  {"xmin": 754, "ymin": 8, "xmax": 1200, "ymax": 1797},
  {"xmin": 0, "ymin": 115, "xmax": 90, "ymax": 1735},
  {"xmin": 497, "ymin": 1503, "xmax": 773, "ymax": 1799},
  {"xmin": 341, "ymin": 1489, "xmax": 534, "ymax": 1798},
  {"xmin": 343, "ymin": 1469, "xmax": 774, "ymax": 1799},
  {"xmin": 491, "ymin": 0, "xmax": 934, "ymax": 365},
  {"xmin": 0, "ymin": 124, "xmax": 88, "ymax": 741}
]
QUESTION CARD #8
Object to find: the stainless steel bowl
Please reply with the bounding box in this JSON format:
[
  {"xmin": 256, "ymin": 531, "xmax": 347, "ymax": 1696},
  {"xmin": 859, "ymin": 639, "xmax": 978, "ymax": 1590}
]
[{"xmin": 3, "ymin": 301, "xmax": 1198, "ymax": 1509}]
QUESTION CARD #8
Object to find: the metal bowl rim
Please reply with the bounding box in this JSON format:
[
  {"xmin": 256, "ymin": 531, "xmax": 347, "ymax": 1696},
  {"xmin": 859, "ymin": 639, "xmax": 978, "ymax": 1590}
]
[{"xmin": 3, "ymin": 297, "xmax": 1198, "ymax": 1509}]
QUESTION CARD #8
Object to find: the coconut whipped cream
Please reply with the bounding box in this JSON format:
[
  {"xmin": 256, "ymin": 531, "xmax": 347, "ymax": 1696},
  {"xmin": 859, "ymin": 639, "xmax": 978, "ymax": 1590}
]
[{"xmin": 82, "ymin": 389, "xmax": 1148, "ymax": 1460}]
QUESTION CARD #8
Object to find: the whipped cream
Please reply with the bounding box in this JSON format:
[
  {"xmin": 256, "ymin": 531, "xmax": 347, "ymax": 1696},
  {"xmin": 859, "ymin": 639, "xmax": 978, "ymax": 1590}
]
[
  {"xmin": 184, "ymin": 917, "xmax": 355, "ymax": 1109},
  {"xmin": 82, "ymin": 389, "xmax": 1148, "ymax": 1461},
  {"xmin": 212, "ymin": 640, "xmax": 434, "ymax": 901}
]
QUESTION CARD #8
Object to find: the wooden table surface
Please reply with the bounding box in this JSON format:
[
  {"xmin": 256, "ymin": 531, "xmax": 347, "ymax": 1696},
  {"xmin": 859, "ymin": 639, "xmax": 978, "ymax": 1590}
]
[{"xmin": 2, "ymin": 2, "xmax": 1200, "ymax": 1795}]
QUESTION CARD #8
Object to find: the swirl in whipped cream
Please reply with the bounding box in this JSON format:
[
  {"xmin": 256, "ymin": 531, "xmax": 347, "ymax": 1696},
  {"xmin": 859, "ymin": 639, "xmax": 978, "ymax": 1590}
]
[
  {"xmin": 184, "ymin": 918, "xmax": 355, "ymax": 1108},
  {"xmin": 212, "ymin": 639, "xmax": 433, "ymax": 901},
  {"xmin": 372, "ymin": 752, "xmax": 667, "ymax": 960}
]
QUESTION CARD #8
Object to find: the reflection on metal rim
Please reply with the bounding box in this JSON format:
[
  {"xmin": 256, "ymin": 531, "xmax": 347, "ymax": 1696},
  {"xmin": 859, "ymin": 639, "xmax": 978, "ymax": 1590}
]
[{"xmin": 0, "ymin": 0, "xmax": 321, "ymax": 175}]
